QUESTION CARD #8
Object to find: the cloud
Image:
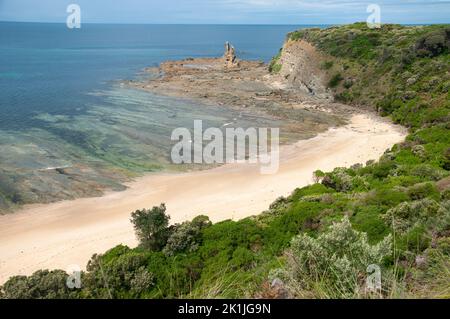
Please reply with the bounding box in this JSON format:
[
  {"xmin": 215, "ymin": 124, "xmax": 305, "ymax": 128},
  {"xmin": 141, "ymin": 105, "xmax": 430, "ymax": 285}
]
[
  {"xmin": 0, "ymin": 0, "xmax": 448, "ymax": 24},
  {"xmin": 215, "ymin": 0, "xmax": 450, "ymax": 23},
  {"xmin": 220, "ymin": 0, "xmax": 450, "ymax": 9}
]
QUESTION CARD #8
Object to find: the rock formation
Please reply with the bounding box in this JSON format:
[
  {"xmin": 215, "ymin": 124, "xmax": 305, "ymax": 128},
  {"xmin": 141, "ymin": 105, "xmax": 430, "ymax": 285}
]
[
  {"xmin": 223, "ymin": 42, "xmax": 239, "ymax": 68},
  {"xmin": 273, "ymin": 40, "xmax": 332, "ymax": 100}
]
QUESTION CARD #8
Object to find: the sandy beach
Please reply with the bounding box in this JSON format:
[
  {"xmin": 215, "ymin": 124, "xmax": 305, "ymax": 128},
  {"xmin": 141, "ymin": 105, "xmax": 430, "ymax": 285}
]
[{"xmin": 0, "ymin": 114, "xmax": 406, "ymax": 284}]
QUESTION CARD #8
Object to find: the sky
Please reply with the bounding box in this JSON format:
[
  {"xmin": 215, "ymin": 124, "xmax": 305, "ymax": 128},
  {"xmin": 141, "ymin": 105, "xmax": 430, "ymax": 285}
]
[{"xmin": 0, "ymin": 0, "xmax": 449, "ymax": 25}]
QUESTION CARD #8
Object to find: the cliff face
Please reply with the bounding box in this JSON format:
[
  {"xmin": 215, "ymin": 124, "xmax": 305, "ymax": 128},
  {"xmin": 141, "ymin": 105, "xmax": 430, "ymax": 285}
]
[
  {"xmin": 272, "ymin": 24, "xmax": 450, "ymax": 125},
  {"xmin": 270, "ymin": 39, "xmax": 333, "ymax": 100},
  {"xmin": 282, "ymin": 23, "xmax": 450, "ymax": 128}
]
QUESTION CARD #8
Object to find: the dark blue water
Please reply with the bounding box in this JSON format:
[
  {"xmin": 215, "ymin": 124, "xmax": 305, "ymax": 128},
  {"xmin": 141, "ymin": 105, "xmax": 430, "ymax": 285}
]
[{"xmin": 0, "ymin": 22, "xmax": 317, "ymax": 130}]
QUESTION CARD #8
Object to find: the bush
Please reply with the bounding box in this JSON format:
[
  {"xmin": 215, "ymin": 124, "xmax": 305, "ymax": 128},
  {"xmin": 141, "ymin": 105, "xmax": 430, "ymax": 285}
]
[
  {"xmin": 268, "ymin": 50, "xmax": 282, "ymax": 73},
  {"xmin": 410, "ymin": 164, "xmax": 448, "ymax": 181},
  {"xmin": 396, "ymin": 224, "xmax": 432, "ymax": 255},
  {"xmin": 130, "ymin": 267, "xmax": 155, "ymax": 296},
  {"xmin": 412, "ymin": 145, "xmax": 426, "ymax": 159},
  {"xmin": 444, "ymin": 148, "xmax": 450, "ymax": 170},
  {"xmin": 321, "ymin": 168, "xmax": 353, "ymax": 192},
  {"xmin": 163, "ymin": 215, "xmax": 211, "ymax": 256},
  {"xmin": 328, "ymin": 73, "xmax": 343, "ymax": 88},
  {"xmin": 343, "ymin": 79, "xmax": 354, "ymax": 89},
  {"xmin": 268, "ymin": 196, "xmax": 290, "ymax": 212},
  {"xmin": 435, "ymin": 201, "xmax": 450, "ymax": 234},
  {"xmin": 407, "ymin": 182, "xmax": 440, "ymax": 200},
  {"xmin": 270, "ymin": 217, "xmax": 392, "ymax": 298},
  {"xmin": 291, "ymin": 183, "xmax": 334, "ymax": 201},
  {"xmin": 269, "ymin": 63, "xmax": 282, "ymax": 73},
  {"xmin": 360, "ymin": 188, "xmax": 409, "ymax": 209},
  {"xmin": 1, "ymin": 270, "xmax": 76, "ymax": 299},
  {"xmin": 130, "ymin": 204, "xmax": 171, "ymax": 251},
  {"xmin": 351, "ymin": 206, "xmax": 390, "ymax": 243},
  {"xmin": 264, "ymin": 200, "xmax": 329, "ymax": 251},
  {"xmin": 383, "ymin": 199, "xmax": 446, "ymax": 233},
  {"xmin": 83, "ymin": 249, "xmax": 155, "ymax": 298},
  {"xmin": 415, "ymin": 29, "xmax": 450, "ymax": 57},
  {"xmin": 231, "ymin": 247, "xmax": 255, "ymax": 269}
]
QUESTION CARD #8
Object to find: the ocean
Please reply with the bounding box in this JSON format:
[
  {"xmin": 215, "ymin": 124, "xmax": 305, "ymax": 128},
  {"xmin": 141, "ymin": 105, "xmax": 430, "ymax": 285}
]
[
  {"xmin": 0, "ymin": 22, "xmax": 323, "ymax": 208},
  {"xmin": 0, "ymin": 22, "xmax": 316, "ymax": 128}
]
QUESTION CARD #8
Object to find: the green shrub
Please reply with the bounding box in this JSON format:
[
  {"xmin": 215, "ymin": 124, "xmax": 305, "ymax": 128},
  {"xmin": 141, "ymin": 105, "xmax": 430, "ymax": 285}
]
[
  {"xmin": 269, "ymin": 63, "xmax": 282, "ymax": 73},
  {"xmin": 351, "ymin": 206, "xmax": 390, "ymax": 243},
  {"xmin": 361, "ymin": 188, "xmax": 409, "ymax": 208},
  {"xmin": 231, "ymin": 247, "xmax": 255, "ymax": 269},
  {"xmin": 264, "ymin": 201, "xmax": 328, "ymax": 252},
  {"xmin": 268, "ymin": 196, "xmax": 290, "ymax": 212},
  {"xmin": 268, "ymin": 50, "xmax": 282, "ymax": 73},
  {"xmin": 442, "ymin": 189, "xmax": 450, "ymax": 201},
  {"xmin": 288, "ymin": 30, "xmax": 306, "ymax": 41},
  {"xmin": 130, "ymin": 204, "xmax": 171, "ymax": 251},
  {"xmin": 415, "ymin": 29, "xmax": 450, "ymax": 57},
  {"xmin": 444, "ymin": 148, "xmax": 450, "ymax": 170},
  {"xmin": 407, "ymin": 182, "xmax": 440, "ymax": 200},
  {"xmin": 410, "ymin": 164, "xmax": 448, "ymax": 181},
  {"xmin": 383, "ymin": 198, "xmax": 446, "ymax": 233},
  {"xmin": 83, "ymin": 249, "xmax": 154, "ymax": 298},
  {"xmin": 328, "ymin": 73, "xmax": 343, "ymax": 88},
  {"xmin": 1, "ymin": 270, "xmax": 76, "ymax": 299},
  {"xmin": 343, "ymin": 79, "xmax": 354, "ymax": 89},
  {"xmin": 435, "ymin": 200, "xmax": 450, "ymax": 234},
  {"xmin": 396, "ymin": 224, "xmax": 432, "ymax": 255},
  {"xmin": 436, "ymin": 237, "xmax": 450, "ymax": 256},
  {"xmin": 270, "ymin": 217, "xmax": 392, "ymax": 298},
  {"xmin": 163, "ymin": 215, "xmax": 211, "ymax": 256},
  {"xmin": 291, "ymin": 183, "xmax": 334, "ymax": 201},
  {"xmin": 321, "ymin": 168, "xmax": 353, "ymax": 192}
]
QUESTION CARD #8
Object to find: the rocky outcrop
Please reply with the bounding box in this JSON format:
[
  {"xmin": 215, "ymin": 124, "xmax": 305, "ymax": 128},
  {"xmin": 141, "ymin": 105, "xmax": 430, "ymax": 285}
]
[
  {"xmin": 223, "ymin": 42, "xmax": 239, "ymax": 68},
  {"xmin": 272, "ymin": 40, "xmax": 332, "ymax": 100}
]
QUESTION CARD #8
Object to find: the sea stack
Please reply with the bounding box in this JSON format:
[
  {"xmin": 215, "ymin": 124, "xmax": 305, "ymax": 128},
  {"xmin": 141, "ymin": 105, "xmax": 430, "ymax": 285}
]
[{"xmin": 223, "ymin": 41, "xmax": 239, "ymax": 68}]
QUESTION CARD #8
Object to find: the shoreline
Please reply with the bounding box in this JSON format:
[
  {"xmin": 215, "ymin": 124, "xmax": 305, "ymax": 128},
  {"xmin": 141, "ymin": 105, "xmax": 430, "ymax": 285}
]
[
  {"xmin": 0, "ymin": 113, "xmax": 406, "ymax": 284},
  {"xmin": 0, "ymin": 55, "xmax": 345, "ymax": 215}
]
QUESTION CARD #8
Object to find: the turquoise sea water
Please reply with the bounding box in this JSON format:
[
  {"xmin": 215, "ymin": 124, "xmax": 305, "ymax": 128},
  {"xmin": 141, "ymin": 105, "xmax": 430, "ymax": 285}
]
[{"xmin": 0, "ymin": 22, "xmax": 325, "ymax": 208}]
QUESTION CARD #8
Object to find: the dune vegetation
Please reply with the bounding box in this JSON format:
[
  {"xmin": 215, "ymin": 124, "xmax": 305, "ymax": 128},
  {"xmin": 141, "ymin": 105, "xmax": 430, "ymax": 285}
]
[{"xmin": 1, "ymin": 23, "xmax": 449, "ymax": 299}]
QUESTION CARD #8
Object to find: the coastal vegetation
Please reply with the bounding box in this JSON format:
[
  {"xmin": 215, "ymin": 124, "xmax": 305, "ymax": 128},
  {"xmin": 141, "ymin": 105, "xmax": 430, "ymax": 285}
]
[
  {"xmin": 1, "ymin": 23, "xmax": 449, "ymax": 299},
  {"xmin": 268, "ymin": 49, "xmax": 283, "ymax": 73}
]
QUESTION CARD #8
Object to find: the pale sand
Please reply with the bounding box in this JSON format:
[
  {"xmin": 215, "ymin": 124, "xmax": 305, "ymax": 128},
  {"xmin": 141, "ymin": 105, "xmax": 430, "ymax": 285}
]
[{"xmin": 0, "ymin": 114, "xmax": 406, "ymax": 284}]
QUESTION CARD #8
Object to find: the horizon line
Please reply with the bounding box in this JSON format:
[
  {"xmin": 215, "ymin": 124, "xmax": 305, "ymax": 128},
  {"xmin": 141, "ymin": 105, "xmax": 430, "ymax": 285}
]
[
  {"xmin": 0, "ymin": 20, "xmax": 448, "ymax": 26},
  {"xmin": 0, "ymin": 20, "xmax": 330, "ymax": 26}
]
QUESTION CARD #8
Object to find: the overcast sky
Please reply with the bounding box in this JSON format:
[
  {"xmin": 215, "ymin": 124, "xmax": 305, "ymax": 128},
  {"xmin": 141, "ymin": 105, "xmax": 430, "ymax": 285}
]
[{"xmin": 0, "ymin": 0, "xmax": 449, "ymax": 24}]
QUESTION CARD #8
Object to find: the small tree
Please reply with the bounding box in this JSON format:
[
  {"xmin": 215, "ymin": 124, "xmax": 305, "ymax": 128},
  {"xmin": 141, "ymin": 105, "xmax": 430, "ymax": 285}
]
[
  {"xmin": 131, "ymin": 204, "xmax": 171, "ymax": 251},
  {"xmin": 313, "ymin": 170, "xmax": 326, "ymax": 184}
]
